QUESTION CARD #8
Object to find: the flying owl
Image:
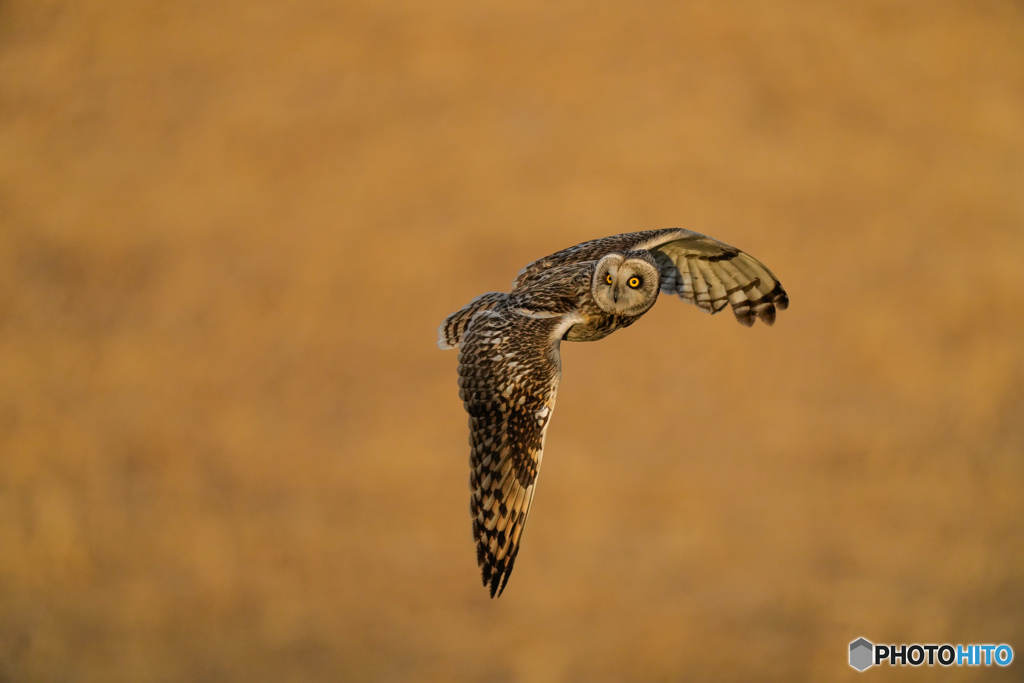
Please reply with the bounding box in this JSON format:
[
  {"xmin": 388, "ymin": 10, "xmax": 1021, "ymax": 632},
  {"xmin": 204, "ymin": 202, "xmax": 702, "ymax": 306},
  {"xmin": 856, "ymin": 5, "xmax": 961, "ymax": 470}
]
[{"xmin": 438, "ymin": 229, "xmax": 788, "ymax": 597}]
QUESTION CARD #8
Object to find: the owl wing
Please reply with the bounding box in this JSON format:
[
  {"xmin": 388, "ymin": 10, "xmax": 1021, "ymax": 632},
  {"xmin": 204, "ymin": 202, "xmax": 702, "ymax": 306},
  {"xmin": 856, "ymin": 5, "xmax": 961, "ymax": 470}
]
[
  {"xmin": 639, "ymin": 231, "xmax": 789, "ymax": 326},
  {"xmin": 457, "ymin": 306, "xmax": 581, "ymax": 597},
  {"xmin": 513, "ymin": 229, "xmax": 788, "ymax": 326}
]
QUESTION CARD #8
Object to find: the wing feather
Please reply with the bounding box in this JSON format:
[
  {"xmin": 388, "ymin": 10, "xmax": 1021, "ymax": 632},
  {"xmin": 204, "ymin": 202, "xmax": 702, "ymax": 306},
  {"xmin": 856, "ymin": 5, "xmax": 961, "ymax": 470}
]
[
  {"xmin": 646, "ymin": 231, "xmax": 789, "ymax": 326},
  {"xmin": 685, "ymin": 254, "xmax": 714, "ymax": 313},
  {"xmin": 458, "ymin": 308, "xmax": 579, "ymax": 597}
]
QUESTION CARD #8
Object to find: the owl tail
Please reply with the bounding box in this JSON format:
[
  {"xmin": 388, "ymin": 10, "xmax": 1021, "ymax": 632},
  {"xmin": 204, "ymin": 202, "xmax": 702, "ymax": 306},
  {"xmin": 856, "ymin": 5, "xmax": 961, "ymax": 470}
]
[{"xmin": 437, "ymin": 292, "xmax": 509, "ymax": 349}]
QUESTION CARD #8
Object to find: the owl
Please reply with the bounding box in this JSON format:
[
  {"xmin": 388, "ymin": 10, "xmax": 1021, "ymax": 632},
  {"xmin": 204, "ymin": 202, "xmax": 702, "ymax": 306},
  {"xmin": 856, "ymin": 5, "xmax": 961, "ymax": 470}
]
[{"xmin": 438, "ymin": 229, "xmax": 788, "ymax": 597}]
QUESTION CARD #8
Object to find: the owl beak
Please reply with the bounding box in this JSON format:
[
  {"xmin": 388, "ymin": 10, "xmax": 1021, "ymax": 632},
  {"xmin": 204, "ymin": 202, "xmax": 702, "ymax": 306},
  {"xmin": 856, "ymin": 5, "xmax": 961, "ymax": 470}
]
[{"xmin": 613, "ymin": 285, "xmax": 620, "ymax": 303}]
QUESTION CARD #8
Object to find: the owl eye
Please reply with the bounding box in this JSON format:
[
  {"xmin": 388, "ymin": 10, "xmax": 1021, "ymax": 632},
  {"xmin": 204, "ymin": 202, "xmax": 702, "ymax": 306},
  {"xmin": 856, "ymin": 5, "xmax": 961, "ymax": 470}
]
[
  {"xmin": 605, "ymin": 273, "xmax": 613, "ymax": 285},
  {"xmin": 627, "ymin": 276, "xmax": 641, "ymax": 288}
]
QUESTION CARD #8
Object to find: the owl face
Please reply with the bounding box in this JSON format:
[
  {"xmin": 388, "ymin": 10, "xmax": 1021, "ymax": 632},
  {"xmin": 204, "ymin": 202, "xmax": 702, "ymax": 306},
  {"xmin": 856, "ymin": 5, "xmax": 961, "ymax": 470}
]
[{"xmin": 592, "ymin": 253, "xmax": 660, "ymax": 316}]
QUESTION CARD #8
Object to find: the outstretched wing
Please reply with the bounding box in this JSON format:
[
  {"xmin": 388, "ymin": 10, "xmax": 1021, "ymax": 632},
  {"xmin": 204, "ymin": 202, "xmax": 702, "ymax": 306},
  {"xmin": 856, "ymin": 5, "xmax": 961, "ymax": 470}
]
[
  {"xmin": 512, "ymin": 228, "xmax": 788, "ymax": 326},
  {"xmin": 642, "ymin": 232, "xmax": 789, "ymax": 326},
  {"xmin": 457, "ymin": 307, "xmax": 579, "ymax": 597}
]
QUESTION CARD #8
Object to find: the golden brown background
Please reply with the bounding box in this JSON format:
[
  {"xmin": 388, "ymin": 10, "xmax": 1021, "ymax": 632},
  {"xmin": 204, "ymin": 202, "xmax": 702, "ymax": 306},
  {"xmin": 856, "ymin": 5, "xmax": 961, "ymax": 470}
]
[{"xmin": 2, "ymin": 1, "xmax": 1023, "ymax": 680}]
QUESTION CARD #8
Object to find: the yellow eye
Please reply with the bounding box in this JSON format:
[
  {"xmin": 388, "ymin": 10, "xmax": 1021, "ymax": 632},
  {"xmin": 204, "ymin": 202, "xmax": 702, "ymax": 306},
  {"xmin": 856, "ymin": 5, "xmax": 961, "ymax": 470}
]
[
  {"xmin": 628, "ymin": 276, "xmax": 641, "ymax": 288},
  {"xmin": 605, "ymin": 273, "xmax": 613, "ymax": 284}
]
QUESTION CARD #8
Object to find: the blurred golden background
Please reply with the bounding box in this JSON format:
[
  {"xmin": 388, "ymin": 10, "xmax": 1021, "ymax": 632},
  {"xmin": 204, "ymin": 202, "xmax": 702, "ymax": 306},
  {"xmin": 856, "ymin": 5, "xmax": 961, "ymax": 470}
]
[{"xmin": 2, "ymin": 1, "xmax": 1023, "ymax": 680}]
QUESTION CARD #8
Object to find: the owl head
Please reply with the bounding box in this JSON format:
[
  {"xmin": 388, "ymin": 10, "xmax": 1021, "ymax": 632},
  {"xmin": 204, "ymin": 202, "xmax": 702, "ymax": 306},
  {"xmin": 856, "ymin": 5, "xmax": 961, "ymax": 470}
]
[{"xmin": 592, "ymin": 251, "xmax": 660, "ymax": 316}]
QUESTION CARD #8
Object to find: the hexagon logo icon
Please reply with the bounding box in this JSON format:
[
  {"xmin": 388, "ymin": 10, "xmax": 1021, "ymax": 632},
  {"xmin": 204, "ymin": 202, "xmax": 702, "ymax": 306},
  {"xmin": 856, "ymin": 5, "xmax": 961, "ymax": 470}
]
[{"xmin": 849, "ymin": 638, "xmax": 874, "ymax": 671}]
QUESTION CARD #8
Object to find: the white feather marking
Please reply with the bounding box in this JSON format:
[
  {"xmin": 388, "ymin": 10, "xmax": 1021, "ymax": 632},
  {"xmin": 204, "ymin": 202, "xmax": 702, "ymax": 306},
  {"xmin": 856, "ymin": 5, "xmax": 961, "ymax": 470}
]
[
  {"xmin": 636, "ymin": 229, "xmax": 698, "ymax": 252},
  {"xmin": 512, "ymin": 308, "xmax": 562, "ymax": 319}
]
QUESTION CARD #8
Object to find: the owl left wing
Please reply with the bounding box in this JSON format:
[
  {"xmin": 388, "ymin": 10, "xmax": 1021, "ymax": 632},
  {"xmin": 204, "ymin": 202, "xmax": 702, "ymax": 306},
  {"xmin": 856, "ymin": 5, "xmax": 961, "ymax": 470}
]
[
  {"xmin": 636, "ymin": 230, "xmax": 789, "ymax": 326},
  {"xmin": 457, "ymin": 307, "xmax": 580, "ymax": 597}
]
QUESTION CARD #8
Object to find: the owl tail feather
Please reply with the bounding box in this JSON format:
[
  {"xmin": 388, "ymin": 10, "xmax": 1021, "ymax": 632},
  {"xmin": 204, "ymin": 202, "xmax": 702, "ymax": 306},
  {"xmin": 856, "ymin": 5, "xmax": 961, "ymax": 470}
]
[{"xmin": 437, "ymin": 292, "xmax": 508, "ymax": 349}]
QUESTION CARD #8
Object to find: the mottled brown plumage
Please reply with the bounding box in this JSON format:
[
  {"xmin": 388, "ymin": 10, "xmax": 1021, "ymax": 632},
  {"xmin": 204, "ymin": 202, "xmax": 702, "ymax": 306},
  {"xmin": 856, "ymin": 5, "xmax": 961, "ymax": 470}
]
[{"xmin": 439, "ymin": 228, "xmax": 788, "ymax": 597}]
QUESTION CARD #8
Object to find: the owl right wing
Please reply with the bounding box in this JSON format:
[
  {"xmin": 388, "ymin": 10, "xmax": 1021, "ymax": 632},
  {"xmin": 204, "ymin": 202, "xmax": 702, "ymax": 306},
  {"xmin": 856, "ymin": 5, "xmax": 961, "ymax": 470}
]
[{"xmin": 457, "ymin": 307, "xmax": 581, "ymax": 597}]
